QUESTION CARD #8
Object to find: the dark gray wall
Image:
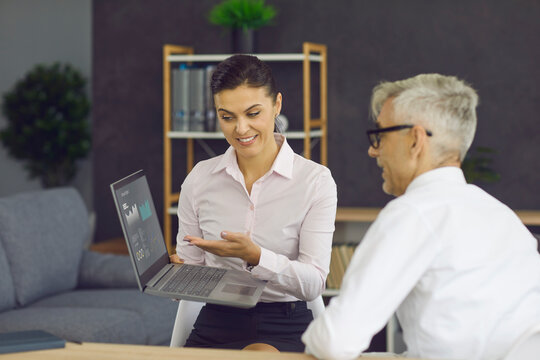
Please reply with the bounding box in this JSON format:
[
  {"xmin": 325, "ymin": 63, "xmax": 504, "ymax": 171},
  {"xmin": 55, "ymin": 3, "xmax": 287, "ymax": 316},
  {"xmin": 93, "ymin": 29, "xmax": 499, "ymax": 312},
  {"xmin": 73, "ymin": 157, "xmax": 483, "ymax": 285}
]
[
  {"xmin": 93, "ymin": 0, "xmax": 540, "ymax": 243},
  {"xmin": 0, "ymin": 0, "xmax": 92, "ymax": 210}
]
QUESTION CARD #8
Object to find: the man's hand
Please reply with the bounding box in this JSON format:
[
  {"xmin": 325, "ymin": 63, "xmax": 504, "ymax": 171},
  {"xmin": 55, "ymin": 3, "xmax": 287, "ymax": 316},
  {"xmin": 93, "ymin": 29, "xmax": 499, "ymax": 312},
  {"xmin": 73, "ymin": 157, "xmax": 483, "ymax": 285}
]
[{"xmin": 184, "ymin": 231, "xmax": 261, "ymax": 266}]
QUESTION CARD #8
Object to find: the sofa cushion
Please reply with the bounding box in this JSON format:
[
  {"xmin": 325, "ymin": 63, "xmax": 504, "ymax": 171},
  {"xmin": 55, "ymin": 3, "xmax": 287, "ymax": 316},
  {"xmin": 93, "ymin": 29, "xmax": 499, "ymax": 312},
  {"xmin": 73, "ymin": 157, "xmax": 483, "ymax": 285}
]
[
  {"xmin": 0, "ymin": 187, "xmax": 89, "ymax": 306},
  {"xmin": 78, "ymin": 250, "xmax": 137, "ymax": 289},
  {"xmin": 29, "ymin": 289, "xmax": 177, "ymax": 345},
  {"xmin": 0, "ymin": 240, "xmax": 16, "ymax": 312},
  {"xmin": 0, "ymin": 306, "xmax": 146, "ymax": 344}
]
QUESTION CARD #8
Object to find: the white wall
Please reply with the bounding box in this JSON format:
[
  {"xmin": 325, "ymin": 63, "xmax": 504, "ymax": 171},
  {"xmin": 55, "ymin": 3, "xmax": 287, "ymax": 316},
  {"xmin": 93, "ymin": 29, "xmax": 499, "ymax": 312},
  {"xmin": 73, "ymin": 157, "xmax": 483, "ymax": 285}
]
[{"xmin": 0, "ymin": 0, "xmax": 92, "ymax": 209}]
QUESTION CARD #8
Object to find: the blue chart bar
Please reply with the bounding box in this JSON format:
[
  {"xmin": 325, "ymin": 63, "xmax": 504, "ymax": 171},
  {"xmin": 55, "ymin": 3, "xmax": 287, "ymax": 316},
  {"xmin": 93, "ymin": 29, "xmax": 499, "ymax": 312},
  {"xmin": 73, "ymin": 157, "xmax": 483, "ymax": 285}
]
[{"xmin": 139, "ymin": 200, "xmax": 152, "ymax": 221}]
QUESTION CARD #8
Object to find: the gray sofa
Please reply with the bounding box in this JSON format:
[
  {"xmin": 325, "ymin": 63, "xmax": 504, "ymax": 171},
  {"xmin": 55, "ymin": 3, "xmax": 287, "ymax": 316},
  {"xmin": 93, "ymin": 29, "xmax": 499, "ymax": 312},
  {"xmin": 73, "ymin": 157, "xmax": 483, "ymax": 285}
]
[{"xmin": 0, "ymin": 187, "xmax": 178, "ymax": 345}]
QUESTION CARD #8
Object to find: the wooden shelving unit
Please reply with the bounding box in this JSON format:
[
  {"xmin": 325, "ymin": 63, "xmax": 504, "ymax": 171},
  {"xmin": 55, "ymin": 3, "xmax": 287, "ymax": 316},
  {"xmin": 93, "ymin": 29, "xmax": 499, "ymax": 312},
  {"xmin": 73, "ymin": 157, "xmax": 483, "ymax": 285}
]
[{"xmin": 162, "ymin": 42, "xmax": 328, "ymax": 253}]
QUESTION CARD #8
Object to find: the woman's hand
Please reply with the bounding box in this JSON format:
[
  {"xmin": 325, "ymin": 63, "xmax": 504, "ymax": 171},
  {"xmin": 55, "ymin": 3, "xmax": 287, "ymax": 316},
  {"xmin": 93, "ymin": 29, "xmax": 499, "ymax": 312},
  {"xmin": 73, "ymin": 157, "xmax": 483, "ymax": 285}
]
[
  {"xmin": 184, "ymin": 231, "xmax": 261, "ymax": 266},
  {"xmin": 169, "ymin": 253, "xmax": 184, "ymax": 264},
  {"xmin": 169, "ymin": 254, "xmax": 184, "ymax": 302}
]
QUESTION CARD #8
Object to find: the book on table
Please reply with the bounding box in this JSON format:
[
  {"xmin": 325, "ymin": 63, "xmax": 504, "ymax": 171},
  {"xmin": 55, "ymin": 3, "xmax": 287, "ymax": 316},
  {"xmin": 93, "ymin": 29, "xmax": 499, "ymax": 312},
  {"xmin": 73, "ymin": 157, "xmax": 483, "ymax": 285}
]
[{"xmin": 0, "ymin": 330, "xmax": 66, "ymax": 354}]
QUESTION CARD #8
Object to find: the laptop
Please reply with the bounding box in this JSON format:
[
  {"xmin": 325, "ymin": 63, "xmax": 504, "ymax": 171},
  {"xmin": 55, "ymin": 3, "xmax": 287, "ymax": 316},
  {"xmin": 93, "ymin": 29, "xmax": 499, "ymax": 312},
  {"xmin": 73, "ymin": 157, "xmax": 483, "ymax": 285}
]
[{"xmin": 110, "ymin": 169, "xmax": 266, "ymax": 308}]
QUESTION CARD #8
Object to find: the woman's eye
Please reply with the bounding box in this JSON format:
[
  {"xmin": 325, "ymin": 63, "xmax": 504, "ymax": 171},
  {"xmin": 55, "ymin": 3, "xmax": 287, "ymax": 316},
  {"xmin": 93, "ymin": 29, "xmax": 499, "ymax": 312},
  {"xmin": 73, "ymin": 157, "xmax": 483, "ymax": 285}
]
[
  {"xmin": 248, "ymin": 111, "xmax": 260, "ymax": 117},
  {"xmin": 220, "ymin": 115, "xmax": 233, "ymax": 121}
]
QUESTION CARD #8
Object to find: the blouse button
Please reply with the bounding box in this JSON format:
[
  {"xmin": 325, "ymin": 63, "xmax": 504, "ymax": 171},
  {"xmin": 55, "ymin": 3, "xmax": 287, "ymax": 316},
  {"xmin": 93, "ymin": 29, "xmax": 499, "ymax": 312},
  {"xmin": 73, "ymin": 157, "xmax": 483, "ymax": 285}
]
[{"xmin": 250, "ymin": 205, "xmax": 255, "ymax": 211}]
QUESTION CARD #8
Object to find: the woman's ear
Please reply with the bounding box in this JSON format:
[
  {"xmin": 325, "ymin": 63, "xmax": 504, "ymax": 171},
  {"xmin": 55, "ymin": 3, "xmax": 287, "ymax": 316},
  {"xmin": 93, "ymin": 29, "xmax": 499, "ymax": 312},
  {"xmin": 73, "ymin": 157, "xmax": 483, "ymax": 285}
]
[{"xmin": 274, "ymin": 92, "xmax": 283, "ymax": 116}]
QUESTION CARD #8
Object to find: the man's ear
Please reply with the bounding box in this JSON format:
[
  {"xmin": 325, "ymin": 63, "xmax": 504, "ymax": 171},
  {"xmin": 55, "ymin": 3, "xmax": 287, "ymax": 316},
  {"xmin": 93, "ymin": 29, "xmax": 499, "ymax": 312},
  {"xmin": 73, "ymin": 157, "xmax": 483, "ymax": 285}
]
[{"xmin": 410, "ymin": 125, "xmax": 427, "ymax": 158}]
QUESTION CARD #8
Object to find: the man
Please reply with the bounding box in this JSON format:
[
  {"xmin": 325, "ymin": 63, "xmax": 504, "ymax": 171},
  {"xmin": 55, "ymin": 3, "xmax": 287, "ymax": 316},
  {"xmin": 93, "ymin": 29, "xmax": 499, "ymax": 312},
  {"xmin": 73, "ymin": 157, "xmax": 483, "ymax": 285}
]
[{"xmin": 302, "ymin": 74, "xmax": 540, "ymax": 360}]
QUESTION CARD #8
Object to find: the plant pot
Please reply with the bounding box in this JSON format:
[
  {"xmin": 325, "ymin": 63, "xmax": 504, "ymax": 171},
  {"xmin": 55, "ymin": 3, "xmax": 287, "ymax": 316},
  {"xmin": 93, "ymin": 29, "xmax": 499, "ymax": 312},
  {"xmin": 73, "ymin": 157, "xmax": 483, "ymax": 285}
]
[{"xmin": 232, "ymin": 28, "xmax": 257, "ymax": 54}]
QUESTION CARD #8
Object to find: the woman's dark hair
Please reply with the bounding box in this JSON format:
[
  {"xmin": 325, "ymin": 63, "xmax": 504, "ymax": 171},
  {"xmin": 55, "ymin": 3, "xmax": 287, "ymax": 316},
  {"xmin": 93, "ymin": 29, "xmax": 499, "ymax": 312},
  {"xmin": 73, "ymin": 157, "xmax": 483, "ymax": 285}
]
[{"xmin": 211, "ymin": 54, "xmax": 278, "ymax": 101}]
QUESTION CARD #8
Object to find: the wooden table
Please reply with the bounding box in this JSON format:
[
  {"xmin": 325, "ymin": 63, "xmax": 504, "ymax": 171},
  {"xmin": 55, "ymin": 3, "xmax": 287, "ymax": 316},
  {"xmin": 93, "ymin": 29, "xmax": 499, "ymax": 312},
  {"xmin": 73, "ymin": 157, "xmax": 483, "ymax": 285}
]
[{"xmin": 0, "ymin": 342, "xmax": 415, "ymax": 360}]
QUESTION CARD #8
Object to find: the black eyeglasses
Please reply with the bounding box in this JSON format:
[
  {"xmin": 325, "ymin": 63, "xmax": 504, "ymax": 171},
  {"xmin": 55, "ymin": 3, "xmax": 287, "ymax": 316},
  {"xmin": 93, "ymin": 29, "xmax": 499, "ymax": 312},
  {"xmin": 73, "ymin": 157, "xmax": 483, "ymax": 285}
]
[{"xmin": 366, "ymin": 125, "xmax": 433, "ymax": 149}]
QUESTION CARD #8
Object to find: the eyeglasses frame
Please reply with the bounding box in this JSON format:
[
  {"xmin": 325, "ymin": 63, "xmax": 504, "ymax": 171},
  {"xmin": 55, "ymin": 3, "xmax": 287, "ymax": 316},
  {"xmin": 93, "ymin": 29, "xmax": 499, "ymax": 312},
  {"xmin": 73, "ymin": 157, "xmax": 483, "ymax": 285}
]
[{"xmin": 366, "ymin": 124, "xmax": 433, "ymax": 149}]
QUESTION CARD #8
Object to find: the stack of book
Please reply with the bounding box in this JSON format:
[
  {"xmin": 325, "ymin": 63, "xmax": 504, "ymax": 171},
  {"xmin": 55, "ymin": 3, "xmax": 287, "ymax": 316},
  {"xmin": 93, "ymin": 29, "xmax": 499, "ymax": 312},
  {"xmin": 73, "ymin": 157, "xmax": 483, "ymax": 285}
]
[
  {"xmin": 326, "ymin": 243, "xmax": 357, "ymax": 290},
  {"xmin": 171, "ymin": 64, "xmax": 217, "ymax": 132}
]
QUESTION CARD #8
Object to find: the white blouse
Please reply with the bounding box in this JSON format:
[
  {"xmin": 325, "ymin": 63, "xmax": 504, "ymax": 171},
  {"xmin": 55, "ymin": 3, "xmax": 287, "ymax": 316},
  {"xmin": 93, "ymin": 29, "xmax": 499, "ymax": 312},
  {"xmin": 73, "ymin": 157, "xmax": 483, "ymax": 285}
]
[{"xmin": 176, "ymin": 134, "xmax": 337, "ymax": 302}]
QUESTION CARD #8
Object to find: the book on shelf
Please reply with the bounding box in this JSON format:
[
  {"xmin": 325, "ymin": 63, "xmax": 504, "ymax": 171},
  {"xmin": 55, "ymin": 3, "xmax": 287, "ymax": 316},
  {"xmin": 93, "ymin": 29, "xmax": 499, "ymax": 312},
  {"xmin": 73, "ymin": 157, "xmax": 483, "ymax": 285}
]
[
  {"xmin": 338, "ymin": 244, "xmax": 352, "ymax": 272},
  {"xmin": 326, "ymin": 243, "xmax": 357, "ymax": 291},
  {"xmin": 171, "ymin": 64, "xmax": 218, "ymax": 133},
  {"xmin": 0, "ymin": 330, "xmax": 66, "ymax": 354},
  {"xmin": 327, "ymin": 246, "xmax": 340, "ymax": 290},
  {"xmin": 334, "ymin": 245, "xmax": 346, "ymax": 289}
]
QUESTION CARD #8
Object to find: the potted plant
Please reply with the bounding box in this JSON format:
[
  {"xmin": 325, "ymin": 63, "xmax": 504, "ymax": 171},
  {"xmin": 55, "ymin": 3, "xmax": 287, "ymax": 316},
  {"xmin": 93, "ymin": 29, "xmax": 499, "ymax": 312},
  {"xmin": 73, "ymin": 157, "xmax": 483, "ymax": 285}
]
[
  {"xmin": 0, "ymin": 62, "xmax": 91, "ymax": 187},
  {"xmin": 209, "ymin": 0, "xmax": 277, "ymax": 53},
  {"xmin": 461, "ymin": 146, "xmax": 500, "ymax": 184}
]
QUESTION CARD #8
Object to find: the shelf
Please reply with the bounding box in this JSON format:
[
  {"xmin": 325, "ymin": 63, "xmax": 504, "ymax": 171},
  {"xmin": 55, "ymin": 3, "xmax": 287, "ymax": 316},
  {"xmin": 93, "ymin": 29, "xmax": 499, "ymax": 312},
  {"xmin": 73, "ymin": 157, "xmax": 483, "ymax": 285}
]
[
  {"xmin": 322, "ymin": 288, "xmax": 340, "ymax": 297},
  {"xmin": 167, "ymin": 130, "xmax": 323, "ymax": 139},
  {"xmin": 336, "ymin": 207, "xmax": 540, "ymax": 226},
  {"xmin": 167, "ymin": 53, "xmax": 323, "ymax": 63},
  {"xmin": 169, "ymin": 206, "xmax": 540, "ymax": 224},
  {"xmin": 336, "ymin": 207, "xmax": 381, "ymax": 222},
  {"xmin": 515, "ymin": 210, "xmax": 540, "ymax": 226}
]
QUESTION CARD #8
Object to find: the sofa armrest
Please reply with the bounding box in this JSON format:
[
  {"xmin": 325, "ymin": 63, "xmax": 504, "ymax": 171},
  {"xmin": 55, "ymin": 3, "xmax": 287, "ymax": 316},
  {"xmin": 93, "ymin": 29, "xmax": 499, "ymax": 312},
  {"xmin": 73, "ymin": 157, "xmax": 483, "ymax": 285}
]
[{"xmin": 78, "ymin": 250, "xmax": 137, "ymax": 289}]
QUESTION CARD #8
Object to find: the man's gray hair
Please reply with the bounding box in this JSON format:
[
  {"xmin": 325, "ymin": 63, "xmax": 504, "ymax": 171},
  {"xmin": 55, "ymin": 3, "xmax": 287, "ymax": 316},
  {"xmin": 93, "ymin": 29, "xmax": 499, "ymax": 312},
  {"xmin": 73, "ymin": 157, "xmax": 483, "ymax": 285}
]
[{"xmin": 370, "ymin": 74, "xmax": 479, "ymax": 162}]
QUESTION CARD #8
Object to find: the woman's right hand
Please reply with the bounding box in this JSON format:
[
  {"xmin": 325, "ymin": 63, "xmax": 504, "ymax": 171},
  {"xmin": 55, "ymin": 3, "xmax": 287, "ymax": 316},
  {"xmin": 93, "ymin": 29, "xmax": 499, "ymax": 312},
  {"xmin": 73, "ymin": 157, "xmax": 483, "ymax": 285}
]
[
  {"xmin": 169, "ymin": 253, "xmax": 184, "ymax": 302},
  {"xmin": 169, "ymin": 253, "xmax": 184, "ymax": 264}
]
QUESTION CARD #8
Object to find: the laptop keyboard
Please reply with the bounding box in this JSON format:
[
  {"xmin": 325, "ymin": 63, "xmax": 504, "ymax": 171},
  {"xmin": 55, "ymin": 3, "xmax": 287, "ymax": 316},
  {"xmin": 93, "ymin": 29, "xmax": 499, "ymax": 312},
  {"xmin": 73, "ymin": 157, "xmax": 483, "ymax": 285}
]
[{"xmin": 162, "ymin": 264, "xmax": 226, "ymax": 297}]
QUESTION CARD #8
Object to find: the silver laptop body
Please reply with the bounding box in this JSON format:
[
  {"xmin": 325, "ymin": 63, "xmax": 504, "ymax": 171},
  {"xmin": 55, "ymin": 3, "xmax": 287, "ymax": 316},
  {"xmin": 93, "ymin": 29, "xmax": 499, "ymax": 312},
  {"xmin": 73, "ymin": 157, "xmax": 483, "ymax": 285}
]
[{"xmin": 110, "ymin": 169, "xmax": 266, "ymax": 308}]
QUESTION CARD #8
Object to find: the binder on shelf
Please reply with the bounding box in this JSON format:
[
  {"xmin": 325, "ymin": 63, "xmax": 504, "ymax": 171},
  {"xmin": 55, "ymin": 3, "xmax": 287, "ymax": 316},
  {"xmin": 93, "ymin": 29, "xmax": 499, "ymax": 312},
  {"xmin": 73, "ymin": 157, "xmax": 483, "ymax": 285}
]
[
  {"xmin": 172, "ymin": 65, "xmax": 190, "ymax": 131},
  {"xmin": 189, "ymin": 68, "xmax": 205, "ymax": 132},
  {"xmin": 204, "ymin": 65, "xmax": 217, "ymax": 132},
  {"xmin": 171, "ymin": 64, "xmax": 221, "ymax": 133},
  {"xmin": 0, "ymin": 330, "xmax": 66, "ymax": 354}
]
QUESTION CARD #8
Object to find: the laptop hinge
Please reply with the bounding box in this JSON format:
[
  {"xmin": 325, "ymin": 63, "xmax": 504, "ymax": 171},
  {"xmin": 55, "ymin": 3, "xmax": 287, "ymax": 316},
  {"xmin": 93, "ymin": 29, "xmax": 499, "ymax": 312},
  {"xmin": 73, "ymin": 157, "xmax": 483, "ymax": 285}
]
[{"xmin": 146, "ymin": 264, "xmax": 174, "ymax": 288}]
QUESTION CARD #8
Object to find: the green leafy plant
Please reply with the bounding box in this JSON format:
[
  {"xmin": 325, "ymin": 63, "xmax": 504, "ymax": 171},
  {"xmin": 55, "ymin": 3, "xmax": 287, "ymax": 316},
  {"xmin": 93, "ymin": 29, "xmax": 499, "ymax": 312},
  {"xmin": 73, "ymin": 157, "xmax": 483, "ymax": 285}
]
[
  {"xmin": 209, "ymin": 0, "xmax": 277, "ymax": 30},
  {"xmin": 0, "ymin": 62, "xmax": 91, "ymax": 187},
  {"xmin": 462, "ymin": 146, "xmax": 500, "ymax": 184}
]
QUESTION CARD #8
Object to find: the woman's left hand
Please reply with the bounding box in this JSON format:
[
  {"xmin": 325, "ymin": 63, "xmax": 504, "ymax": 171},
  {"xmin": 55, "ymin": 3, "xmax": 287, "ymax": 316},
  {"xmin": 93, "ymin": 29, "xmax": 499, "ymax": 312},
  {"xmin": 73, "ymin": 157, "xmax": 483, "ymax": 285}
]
[{"xmin": 184, "ymin": 231, "xmax": 261, "ymax": 266}]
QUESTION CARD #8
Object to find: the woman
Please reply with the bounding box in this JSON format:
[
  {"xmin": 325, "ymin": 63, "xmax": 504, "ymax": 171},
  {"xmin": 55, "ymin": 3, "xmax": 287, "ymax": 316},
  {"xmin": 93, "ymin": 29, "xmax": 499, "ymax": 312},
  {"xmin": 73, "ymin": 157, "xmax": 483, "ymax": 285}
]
[{"xmin": 172, "ymin": 54, "xmax": 337, "ymax": 352}]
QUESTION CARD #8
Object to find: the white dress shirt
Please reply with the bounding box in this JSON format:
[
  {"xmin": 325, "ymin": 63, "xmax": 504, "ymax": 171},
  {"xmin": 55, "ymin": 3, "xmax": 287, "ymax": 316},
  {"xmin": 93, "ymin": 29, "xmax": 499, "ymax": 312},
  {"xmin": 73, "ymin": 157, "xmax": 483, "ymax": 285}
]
[
  {"xmin": 302, "ymin": 167, "xmax": 540, "ymax": 360},
  {"xmin": 176, "ymin": 134, "xmax": 337, "ymax": 302}
]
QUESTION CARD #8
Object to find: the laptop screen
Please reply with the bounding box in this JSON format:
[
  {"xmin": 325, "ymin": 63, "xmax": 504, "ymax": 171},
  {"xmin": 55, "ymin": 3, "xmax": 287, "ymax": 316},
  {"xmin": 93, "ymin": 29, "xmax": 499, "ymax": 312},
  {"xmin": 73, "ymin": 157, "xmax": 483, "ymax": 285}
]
[{"xmin": 111, "ymin": 171, "xmax": 168, "ymax": 277}]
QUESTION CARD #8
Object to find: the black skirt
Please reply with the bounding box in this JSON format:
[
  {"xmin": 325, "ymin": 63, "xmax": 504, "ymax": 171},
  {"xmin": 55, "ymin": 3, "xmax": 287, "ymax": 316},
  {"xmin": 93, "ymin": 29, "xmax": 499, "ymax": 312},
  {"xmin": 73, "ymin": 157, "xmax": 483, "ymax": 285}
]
[{"xmin": 184, "ymin": 301, "xmax": 313, "ymax": 352}]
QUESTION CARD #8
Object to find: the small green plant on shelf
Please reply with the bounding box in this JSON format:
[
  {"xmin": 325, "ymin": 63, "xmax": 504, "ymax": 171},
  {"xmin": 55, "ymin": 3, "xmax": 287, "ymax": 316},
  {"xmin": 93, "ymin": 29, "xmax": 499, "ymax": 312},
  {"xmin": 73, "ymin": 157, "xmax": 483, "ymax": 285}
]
[
  {"xmin": 0, "ymin": 62, "xmax": 91, "ymax": 188},
  {"xmin": 209, "ymin": 0, "xmax": 277, "ymax": 31},
  {"xmin": 209, "ymin": 0, "xmax": 277, "ymax": 53},
  {"xmin": 462, "ymin": 146, "xmax": 500, "ymax": 184}
]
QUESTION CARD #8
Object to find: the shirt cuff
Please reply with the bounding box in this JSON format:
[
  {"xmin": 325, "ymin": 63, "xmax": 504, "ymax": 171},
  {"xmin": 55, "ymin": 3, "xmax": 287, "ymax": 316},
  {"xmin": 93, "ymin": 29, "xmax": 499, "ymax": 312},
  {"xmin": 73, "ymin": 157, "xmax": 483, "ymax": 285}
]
[{"xmin": 243, "ymin": 247, "xmax": 275, "ymax": 279}]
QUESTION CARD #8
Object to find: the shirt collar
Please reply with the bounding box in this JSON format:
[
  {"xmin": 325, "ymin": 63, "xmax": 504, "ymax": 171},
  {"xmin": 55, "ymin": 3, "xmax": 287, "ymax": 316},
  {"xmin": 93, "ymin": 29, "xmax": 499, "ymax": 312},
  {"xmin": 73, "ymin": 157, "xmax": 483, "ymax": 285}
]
[
  {"xmin": 211, "ymin": 133, "xmax": 294, "ymax": 180},
  {"xmin": 405, "ymin": 166, "xmax": 466, "ymax": 194}
]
